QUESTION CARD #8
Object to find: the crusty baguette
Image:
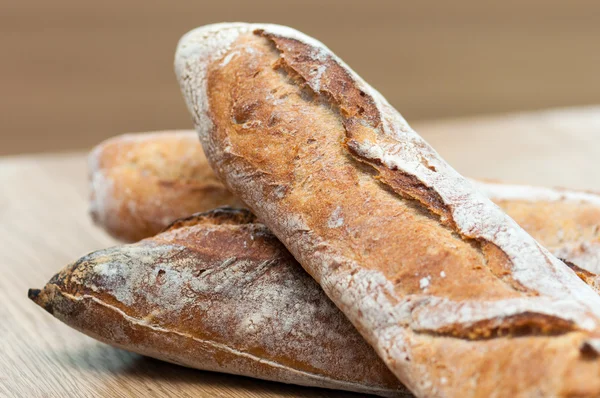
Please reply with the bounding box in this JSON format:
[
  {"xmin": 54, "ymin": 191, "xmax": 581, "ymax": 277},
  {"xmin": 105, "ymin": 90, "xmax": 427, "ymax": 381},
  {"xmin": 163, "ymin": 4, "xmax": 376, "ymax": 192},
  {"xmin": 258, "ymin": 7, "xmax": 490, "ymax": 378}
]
[
  {"xmin": 176, "ymin": 23, "xmax": 600, "ymax": 397},
  {"xmin": 88, "ymin": 130, "xmax": 242, "ymax": 242},
  {"xmin": 29, "ymin": 208, "xmax": 409, "ymax": 397},
  {"xmin": 88, "ymin": 131, "xmax": 600, "ymax": 288}
]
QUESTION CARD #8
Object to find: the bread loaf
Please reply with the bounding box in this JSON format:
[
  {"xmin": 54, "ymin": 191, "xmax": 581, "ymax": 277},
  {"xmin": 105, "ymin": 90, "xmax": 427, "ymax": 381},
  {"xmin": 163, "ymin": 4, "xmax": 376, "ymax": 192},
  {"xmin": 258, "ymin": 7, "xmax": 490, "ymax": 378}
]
[
  {"xmin": 88, "ymin": 131, "xmax": 600, "ymax": 287},
  {"xmin": 29, "ymin": 208, "xmax": 408, "ymax": 397},
  {"xmin": 88, "ymin": 130, "xmax": 242, "ymax": 242},
  {"xmin": 176, "ymin": 23, "xmax": 600, "ymax": 397}
]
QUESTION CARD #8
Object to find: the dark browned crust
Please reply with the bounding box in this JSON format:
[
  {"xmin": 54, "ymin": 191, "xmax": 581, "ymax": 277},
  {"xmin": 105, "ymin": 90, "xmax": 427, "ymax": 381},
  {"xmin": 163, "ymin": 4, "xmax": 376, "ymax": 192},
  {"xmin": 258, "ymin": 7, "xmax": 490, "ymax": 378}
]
[
  {"xmin": 254, "ymin": 31, "xmax": 381, "ymax": 127},
  {"xmin": 28, "ymin": 210, "xmax": 406, "ymax": 396},
  {"xmin": 163, "ymin": 207, "xmax": 257, "ymax": 232},
  {"xmin": 30, "ymin": 284, "xmax": 408, "ymax": 396},
  {"xmin": 562, "ymin": 258, "xmax": 599, "ymax": 287},
  {"xmin": 419, "ymin": 312, "xmax": 576, "ymax": 340}
]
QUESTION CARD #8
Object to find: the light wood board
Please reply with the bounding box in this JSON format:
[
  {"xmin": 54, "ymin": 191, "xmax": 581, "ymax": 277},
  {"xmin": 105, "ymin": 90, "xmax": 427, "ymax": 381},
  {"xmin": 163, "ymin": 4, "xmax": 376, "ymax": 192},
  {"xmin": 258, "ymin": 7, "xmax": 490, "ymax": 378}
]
[{"xmin": 1, "ymin": 108, "xmax": 599, "ymax": 397}]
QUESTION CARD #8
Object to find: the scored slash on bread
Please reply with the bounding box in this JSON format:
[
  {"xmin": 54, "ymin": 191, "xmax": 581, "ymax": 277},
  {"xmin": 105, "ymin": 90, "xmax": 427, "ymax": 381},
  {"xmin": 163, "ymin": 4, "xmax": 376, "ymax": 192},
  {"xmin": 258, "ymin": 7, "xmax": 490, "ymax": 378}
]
[
  {"xmin": 29, "ymin": 208, "xmax": 409, "ymax": 397},
  {"xmin": 89, "ymin": 131, "xmax": 600, "ymax": 292},
  {"xmin": 176, "ymin": 23, "xmax": 600, "ymax": 397},
  {"xmin": 472, "ymin": 180, "xmax": 600, "ymax": 282}
]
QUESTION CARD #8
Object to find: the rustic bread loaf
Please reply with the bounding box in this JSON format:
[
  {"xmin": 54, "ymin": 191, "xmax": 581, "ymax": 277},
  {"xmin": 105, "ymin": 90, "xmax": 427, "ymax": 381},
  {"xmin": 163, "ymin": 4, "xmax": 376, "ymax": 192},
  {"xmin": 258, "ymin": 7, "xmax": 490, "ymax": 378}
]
[
  {"xmin": 176, "ymin": 23, "xmax": 600, "ymax": 397},
  {"xmin": 88, "ymin": 130, "xmax": 242, "ymax": 242},
  {"xmin": 88, "ymin": 131, "xmax": 600, "ymax": 287},
  {"xmin": 29, "ymin": 208, "xmax": 408, "ymax": 397}
]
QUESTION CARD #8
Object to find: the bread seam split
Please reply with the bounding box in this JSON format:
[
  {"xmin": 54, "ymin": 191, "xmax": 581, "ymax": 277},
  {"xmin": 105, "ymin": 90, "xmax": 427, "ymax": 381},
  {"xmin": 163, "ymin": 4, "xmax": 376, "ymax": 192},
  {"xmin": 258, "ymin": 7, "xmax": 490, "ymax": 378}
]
[{"xmin": 61, "ymin": 292, "xmax": 397, "ymax": 395}]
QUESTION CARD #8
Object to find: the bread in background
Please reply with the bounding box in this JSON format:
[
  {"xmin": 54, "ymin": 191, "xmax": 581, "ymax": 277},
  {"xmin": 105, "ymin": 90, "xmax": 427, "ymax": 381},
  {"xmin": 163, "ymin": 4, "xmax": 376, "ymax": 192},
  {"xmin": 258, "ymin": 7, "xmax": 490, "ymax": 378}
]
[{"xmin": 88, "ymin": 130, "xmax": 242, "ymax": 242}]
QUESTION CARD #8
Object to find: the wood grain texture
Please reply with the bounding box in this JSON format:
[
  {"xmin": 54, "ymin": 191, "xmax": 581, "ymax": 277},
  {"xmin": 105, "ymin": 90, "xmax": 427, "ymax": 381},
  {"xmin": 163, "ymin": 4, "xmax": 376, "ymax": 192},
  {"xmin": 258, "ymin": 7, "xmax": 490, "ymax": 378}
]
[
  {"xmin": 1, "ymin": 109, "xmax": 598, "ymax": 397},
  {"xmin": 3, "ymin": 0, "xmax": 600, "ymax": 155}
]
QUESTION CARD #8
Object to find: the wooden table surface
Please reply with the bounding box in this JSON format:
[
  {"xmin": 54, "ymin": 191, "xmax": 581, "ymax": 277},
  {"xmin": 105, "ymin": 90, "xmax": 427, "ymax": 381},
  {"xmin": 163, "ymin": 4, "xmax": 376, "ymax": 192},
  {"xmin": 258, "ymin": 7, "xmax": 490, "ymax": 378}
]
[{"xmin": 1, "ymin": 107, "xmax": 599, "ymax": 397}]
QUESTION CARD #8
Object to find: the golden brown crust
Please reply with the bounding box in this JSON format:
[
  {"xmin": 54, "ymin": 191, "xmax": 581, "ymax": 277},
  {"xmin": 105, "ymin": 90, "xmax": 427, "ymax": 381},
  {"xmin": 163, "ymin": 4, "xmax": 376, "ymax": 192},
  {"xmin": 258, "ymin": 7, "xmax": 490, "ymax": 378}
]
[
  {"xmin": 29, "ymin": 209, "xmax": 407, "ymax": 397},
  {"xmin": 177, "ymin": 23, "xmax": 600, "ymax": 397},
  {"xmin": 88, "ymin": 131, "xmax": 242, "ymax": 242}
]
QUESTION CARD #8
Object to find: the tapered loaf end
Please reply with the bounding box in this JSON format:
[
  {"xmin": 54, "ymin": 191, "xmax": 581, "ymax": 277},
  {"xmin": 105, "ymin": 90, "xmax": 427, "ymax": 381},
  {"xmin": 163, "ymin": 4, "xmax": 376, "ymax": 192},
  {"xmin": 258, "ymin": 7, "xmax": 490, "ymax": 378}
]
[
  {"xmin": 28, "ymin": 288, "xmax": 41, "ymax": 301},
  {"xmin": 174, "ymin": 22, "xmax": 327, "ymax": 142},
  {"xmin": 28, "ymin": 254, "xmax": 95, "ymax": 317},
  {"xmin": 175, "ymin": 23, "xmax": 251, "ymax": 134},
  {"xmin": 28, "ymin": 286, "xmax": 56, "ymax": 315}
]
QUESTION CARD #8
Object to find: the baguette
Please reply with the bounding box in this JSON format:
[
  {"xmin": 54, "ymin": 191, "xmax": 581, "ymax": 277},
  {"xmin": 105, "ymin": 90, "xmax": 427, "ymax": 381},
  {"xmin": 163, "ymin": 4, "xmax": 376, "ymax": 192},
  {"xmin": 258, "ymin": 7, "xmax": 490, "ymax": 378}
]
[
  {"xmin": 176, "ymin": 23, "xmax": 600, "ymax": 397},
  {"xmin": 88, "ymin": 131, "xmax": 600, "ymax": 288},
  {"xmin": 29, "ymin": 208, "xmax": 409, "ymax": 397},
  {"xmin": 88, "ymin": 130, "xmax": 242, "ymax": 242}
]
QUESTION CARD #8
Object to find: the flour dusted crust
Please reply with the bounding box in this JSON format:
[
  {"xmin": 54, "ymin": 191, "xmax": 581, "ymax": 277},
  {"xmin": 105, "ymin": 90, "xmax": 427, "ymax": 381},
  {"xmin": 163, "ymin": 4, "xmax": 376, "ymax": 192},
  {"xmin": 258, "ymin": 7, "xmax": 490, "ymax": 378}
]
[
  {"xmin": 473, "ymin": 180, "xmax": 600, "ymax": 280},
  {"xmin": 88, "ymin": 131, "xmax": 241, "ymax": 242},
  {"xmin": 29, "ymin": 208, "xmax": 407, "ymax": 397},
  {"xmin": 176, "ymin": 23, "xmax": 600, "ymax": 397}
]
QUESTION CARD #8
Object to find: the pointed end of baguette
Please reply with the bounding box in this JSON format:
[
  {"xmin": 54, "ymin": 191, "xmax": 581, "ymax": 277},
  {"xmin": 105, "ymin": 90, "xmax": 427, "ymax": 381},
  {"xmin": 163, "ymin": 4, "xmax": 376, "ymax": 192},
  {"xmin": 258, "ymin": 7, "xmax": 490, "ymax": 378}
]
[
  {"xmin": 30, "ymin": 254, "xmax": 96, "ymax": 316},
  {"xmin": 27, "ymin": 288, "xmax": 42, "ymax": 303},
  {"xmin": 28, "ymin": 286, "xmax": 56, "ymax": 315},
  {"xmin": 174, "ymin": 22, "xmax": 325, "ymax": 142}
]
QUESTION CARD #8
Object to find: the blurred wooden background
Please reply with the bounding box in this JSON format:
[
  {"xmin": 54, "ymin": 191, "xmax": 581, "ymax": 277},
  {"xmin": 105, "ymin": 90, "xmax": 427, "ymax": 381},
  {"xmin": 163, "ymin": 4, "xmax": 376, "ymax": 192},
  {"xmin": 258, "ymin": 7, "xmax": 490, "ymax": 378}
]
[{"xmin": 2, "ymin": 0, "xmax": 600, "ymax": 155}]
